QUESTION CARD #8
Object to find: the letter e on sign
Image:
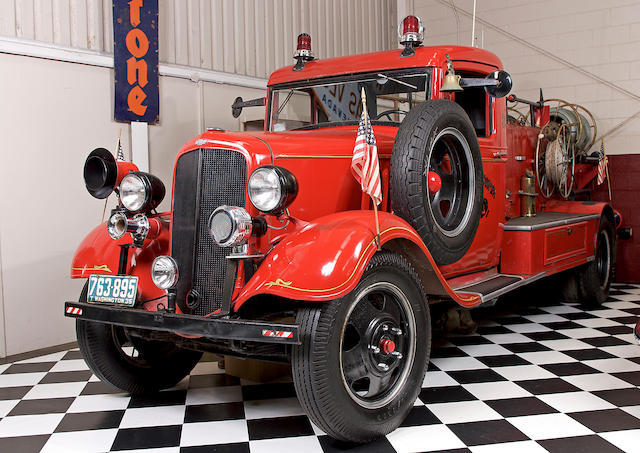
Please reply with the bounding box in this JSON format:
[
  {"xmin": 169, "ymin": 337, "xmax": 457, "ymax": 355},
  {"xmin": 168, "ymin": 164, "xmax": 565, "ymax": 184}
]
[{"xmin": 113, "ymin": 0, "xmax": 159, "ymax": 123}]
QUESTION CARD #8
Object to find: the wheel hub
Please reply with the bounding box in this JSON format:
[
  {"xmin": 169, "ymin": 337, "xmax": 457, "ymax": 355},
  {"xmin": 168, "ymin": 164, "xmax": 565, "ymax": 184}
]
[
  {"xmin": 339, "ymin": 282, "xmax": 417, "ymax": 409},
  {"xmin": 368, "ymin": 320, "xmax": 405, "ymax": 373},
  {"xmin": 380, "ymin": 338, "xmax": 395, "ymax": 354}
]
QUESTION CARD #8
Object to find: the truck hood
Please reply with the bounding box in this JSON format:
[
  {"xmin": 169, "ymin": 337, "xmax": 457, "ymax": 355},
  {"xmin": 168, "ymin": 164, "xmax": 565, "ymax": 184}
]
[{"xmin": 179, "ymin": 125, "xmax": 398, "ymax": 165}]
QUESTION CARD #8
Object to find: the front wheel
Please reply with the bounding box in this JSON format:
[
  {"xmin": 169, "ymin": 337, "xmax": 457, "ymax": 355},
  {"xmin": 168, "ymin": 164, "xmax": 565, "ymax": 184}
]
[
  {"xmin": 76, "ymin": 284, "xmax": 202, "ymax": 394},
  {"xmin": 292, "ymin": 251, "xmax": 431, "ymax": 442}
]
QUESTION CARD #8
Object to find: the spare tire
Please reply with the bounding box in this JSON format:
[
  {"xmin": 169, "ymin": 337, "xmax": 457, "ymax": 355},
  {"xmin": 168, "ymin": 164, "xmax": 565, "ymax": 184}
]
[{"xmin": 390, "ymin": 100, "xmax": 483, "ymax": 265}]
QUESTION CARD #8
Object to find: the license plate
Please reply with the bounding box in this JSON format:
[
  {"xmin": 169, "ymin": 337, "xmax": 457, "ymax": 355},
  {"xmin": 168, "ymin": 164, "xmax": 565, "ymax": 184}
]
[{"xmin": 87, "ymin": 275, "xmax": 138, "ymax": 306}]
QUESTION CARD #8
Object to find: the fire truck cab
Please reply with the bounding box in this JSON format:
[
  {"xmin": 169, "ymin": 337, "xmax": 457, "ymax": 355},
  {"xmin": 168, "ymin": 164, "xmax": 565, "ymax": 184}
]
[{"xmin": 66, "ymin": 16, "xmax": 617, "ymax": 443}]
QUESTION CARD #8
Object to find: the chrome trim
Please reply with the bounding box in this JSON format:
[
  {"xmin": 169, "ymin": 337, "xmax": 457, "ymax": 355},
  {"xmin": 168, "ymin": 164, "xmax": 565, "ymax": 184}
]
[
  {"xmin": 151, "ymin": 255, "xmax": 179, "ymax": 290},
  {"xmin": 127, "ymin": 214, "xmax": 150, "ymax": 242},
  {"xmin": 226, "ymin": 253, "xmax": 265, "ymax": 260},
  {"xmin": 504, "ymin": 213, "xmax": 600, "ymax": 231},
  {"xmin": 208, "ymin": 205, "xmax": 252, "ymax": 247},
  {"xmin": 107, "ymin": 212, "xmax": 128, "ymax": 240}
]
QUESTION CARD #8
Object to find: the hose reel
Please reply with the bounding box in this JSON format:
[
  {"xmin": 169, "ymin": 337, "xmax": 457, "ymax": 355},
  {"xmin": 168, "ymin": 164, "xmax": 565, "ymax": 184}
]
[{"xmin": 531, "ymin": 99, "xmax": 597, "ymax": 199}]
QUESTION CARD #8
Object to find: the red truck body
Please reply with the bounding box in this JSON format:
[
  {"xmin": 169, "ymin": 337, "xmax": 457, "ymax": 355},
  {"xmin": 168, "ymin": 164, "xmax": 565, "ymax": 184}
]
[{"xmin": 65, "ymin": 25, "xmax": 617, "ymax": 443}]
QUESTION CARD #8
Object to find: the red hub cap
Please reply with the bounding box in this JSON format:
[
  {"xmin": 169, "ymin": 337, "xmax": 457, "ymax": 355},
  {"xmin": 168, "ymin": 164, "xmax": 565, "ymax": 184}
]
[
  {"xmin": 427, "ymin": 171, "xmax": 442, "ymax": 194},
  {"xmin": 380, "ymin": 338, "xmax": 396, "ymax": 354}
]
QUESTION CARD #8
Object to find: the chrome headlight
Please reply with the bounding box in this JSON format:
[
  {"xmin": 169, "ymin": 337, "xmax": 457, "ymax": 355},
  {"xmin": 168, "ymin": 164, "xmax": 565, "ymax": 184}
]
[
  {"xmin": 208, "ymin": 206, "xmax": 252, "ymax": 247},
  {"xmin": 151, "ymin": 256, "xmax": 179, "ymax": 290},
  {"xmin": 248, "ymin": 166, "xmax": 298, "ymax": 214},
  {"xmin": 119, "ymin": 172, "xmax": 166, "ymax": 213},
  {"xmin": 120, "ymin": 173, "xmax": 147, "ymax": 211}
]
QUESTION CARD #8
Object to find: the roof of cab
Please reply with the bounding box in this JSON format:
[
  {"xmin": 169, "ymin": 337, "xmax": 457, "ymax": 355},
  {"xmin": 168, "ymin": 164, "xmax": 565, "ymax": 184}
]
[{"xmin": 268, "ymin": 45, "xmax": 503, "ymax": 86}]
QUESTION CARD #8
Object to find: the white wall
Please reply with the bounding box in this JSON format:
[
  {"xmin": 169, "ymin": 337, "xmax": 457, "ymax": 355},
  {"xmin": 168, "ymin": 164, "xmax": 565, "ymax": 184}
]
[{"xmin": 412, "ymin": 0, "xmax": 640, "ymax": 155}]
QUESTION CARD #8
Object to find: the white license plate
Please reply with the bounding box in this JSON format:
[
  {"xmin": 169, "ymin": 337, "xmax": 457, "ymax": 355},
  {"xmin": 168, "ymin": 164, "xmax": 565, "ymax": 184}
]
[{"xmin": 87, "ymin": 275, "xmax": 138, "ymax": 307}]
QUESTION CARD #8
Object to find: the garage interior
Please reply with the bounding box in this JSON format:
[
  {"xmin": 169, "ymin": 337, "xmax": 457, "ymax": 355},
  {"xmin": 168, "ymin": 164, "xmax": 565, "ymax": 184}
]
[{"xmin": 0, "ymin": 0, "xmax": 639, "ymax": 452}]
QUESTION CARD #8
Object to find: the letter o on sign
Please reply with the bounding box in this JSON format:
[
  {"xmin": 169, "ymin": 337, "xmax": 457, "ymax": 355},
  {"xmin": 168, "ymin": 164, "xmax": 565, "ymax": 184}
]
[{"xmin": 125, "ymin": 28, "xmax": 149, "ymax": 59}]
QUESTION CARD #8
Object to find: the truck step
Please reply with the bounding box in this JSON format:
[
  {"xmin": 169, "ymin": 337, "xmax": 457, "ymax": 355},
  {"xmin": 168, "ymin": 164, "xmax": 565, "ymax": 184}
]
[{"xmin": 454, "ymin": 272, "xmax": 545, "ymax": 305}]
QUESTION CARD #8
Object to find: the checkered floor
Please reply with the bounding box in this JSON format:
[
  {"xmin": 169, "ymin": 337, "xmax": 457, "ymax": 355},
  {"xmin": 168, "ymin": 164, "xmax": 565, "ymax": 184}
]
[{"xmin": 1, "ymin": 283, "xmax": 639, "ymax": 453}]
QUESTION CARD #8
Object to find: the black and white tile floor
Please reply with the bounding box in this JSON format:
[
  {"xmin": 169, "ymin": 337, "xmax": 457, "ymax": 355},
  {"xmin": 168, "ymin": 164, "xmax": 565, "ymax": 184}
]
[{"xmin": 1, "ymin": 283, "xmax": 639, "ymax": 452}]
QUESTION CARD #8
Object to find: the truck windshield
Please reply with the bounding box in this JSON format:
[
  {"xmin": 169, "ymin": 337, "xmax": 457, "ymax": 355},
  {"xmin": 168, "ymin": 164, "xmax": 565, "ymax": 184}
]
[{"xmin": 268, "ymin": 70, "xmax": 430, "ymax": 131}]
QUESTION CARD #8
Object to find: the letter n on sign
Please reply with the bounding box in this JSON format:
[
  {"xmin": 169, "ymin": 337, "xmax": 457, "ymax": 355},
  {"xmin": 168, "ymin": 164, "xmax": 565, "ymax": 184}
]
[{"xmin": 113, "ymin": 0, "xmax": 159, "ymax": 124}]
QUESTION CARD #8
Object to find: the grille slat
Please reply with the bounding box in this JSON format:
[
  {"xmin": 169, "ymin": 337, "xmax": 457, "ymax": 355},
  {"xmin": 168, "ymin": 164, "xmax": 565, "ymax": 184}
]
[{"xmin": 171, "ymin": 149, "xmax": 246, "ymax": 316}]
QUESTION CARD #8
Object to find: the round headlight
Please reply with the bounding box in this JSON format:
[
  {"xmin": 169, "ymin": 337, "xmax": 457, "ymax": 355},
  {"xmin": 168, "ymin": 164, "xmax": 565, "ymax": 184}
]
[
  {"xmin": 120, "ymin": 173, "xmax": 147, "ymax": 212},
  {"xmin": 248, "ymin": 166, "xmax": 298, "ymax": 214},
  {"xmin": 119, "ymin": 172, "xmax": 166, "ymax": 213},
  {"xmin": 248, "ymin": 167, "xmax": 281, "ymax": 212},
  {"xmin": 151, "ymin": 256, "xmax": 179, "ymax": 290},
  {"xmin": 208, "ymin": 206, "xmax": 252, "ymax": 247}
]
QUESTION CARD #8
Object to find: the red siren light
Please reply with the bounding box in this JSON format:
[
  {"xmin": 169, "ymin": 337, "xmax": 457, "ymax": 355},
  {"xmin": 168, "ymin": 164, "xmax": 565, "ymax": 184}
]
[
  {"xmin": 398, "ymin": 15, "xmax": 424, "ymax": 45},
  {"xmin": 293, "ymin": 33, "xmax": 314, "ymax": 71},
  {"xmin": 294, "ymin": 33, "xmax": 314, "ymax": 60}
]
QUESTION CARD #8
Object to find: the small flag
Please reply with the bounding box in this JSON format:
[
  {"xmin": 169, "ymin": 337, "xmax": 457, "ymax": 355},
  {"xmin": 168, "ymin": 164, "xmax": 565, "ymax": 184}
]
[
  {"xmin": 351, "ymin": 96, "xmax": 382, "ymax": 205},
  {"xmin": 116, "ymin": 136, "xmax": 125, "ymax": 161},
  {"xmin": 597, "ymin": 140, "xmax": 608, "ymax": 185}
]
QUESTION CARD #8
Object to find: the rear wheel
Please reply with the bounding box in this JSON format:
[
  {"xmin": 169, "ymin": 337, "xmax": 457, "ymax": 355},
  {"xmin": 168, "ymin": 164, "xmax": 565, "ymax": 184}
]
[
  {"xmin": 292, "ymin": 251, "xmax": 431, "ymax": 442},
  {"xmin": 574, "ymin": 215, "xmax": 616, "ymax": 307},
  {"xmin": 76, "ymin": 284, "xmax": 202, "ymax": 394}
]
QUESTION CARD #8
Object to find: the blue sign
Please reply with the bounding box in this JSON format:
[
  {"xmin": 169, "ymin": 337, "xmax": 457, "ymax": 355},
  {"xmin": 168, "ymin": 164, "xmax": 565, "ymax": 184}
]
[{"xmin": 113, "ymin": 0, "xmax": 159, "ymax": 124}]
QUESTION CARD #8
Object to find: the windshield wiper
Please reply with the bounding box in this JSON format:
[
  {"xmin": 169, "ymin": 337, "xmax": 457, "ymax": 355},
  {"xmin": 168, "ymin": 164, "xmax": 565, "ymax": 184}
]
[
  {"xmin": 274, "ymin": 90, "xmax": 296, "ymax": 121},
  {"xmin": 377, "ymin": 73, "xmax": 418, "ymax": 90}
]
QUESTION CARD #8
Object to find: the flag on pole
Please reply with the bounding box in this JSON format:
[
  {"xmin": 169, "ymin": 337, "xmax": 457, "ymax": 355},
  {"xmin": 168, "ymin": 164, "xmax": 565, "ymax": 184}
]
[
  {"xmin": 116, "ymin": 135, "xmax": 125, "ymax": 161},
  {"xmin": 597, "ymin": 139, "xmax": 608, "ymax": 185},
  {"xmin": 351, "ymin": 96, "xmax": 382, "ymax": 205}
]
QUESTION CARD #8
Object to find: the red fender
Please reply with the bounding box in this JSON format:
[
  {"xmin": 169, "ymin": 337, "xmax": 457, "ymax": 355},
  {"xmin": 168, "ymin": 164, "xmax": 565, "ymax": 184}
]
[
  {"xmin": 233, "ymin": 211, "xmax": 481, "ymax": 310},
  {"xmin": 70, "ymin": 216, "xmax": 171, "ymax": 310}
]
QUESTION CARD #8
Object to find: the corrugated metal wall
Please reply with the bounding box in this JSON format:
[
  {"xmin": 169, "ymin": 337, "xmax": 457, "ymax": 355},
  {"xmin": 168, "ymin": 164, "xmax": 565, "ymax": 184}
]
[{"xmin": 0, "ymin": 0, "xmax": 397, "ymax": 78}]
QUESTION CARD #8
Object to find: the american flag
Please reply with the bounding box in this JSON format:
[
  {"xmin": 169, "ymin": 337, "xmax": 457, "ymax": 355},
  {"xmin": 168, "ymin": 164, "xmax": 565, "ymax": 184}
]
[
  {"xmin": 597, "ymin": 139, "xmax": 608, "ymax": 185},
  {"xmin": 351, "ymin": 104, "xmax": 382, "ymax": 205},
  {"xmin": 116, "ymin": 136, "xmax": 125, "ymax": 161}
]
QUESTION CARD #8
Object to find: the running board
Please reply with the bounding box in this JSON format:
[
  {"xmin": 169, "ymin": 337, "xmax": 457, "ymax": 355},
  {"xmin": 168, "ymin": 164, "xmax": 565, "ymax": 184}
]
[{"xmin": 453, "ymin": 272, "xmax": 546, "ymax": 305}]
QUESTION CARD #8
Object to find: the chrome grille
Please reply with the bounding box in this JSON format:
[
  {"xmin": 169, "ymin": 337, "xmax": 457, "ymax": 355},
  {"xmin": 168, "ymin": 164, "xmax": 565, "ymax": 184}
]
[{"xmin": 171, "ymin": 148, "xmax": 246, "ymax": 316}]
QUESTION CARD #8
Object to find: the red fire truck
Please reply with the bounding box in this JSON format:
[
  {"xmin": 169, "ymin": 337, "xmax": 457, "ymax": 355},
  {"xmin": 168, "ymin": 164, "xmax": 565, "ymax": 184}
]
[{"xmin": 65, "ymin": 16, "xmax": 619, "ymax": 442}]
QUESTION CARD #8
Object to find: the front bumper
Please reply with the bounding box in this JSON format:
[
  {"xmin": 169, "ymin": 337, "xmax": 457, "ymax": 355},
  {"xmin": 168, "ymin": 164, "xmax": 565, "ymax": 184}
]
[{"xmin": 64, "ymin": 302, "xmax": 300, "ymax": 345}]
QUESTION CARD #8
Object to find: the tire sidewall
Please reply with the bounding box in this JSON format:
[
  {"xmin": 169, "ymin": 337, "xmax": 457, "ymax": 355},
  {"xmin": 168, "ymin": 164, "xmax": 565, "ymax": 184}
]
[
  {"xmin": 391, "ymin": 100, "xmax": 484, "ymax": 265},
  {"xmin": 583, "ymin": 215, "xmax": 616, "ymax": 305},
  {"xmin": 76, "ymin": 282, "xmax": 202, "ymax": 393},
  {"xmin": 423, "ymin": 111, "xmax": 483, "ymax": 247},
  {"xmin": 307, "ymin": 254, "xmax": 430, "ymax": 438}
]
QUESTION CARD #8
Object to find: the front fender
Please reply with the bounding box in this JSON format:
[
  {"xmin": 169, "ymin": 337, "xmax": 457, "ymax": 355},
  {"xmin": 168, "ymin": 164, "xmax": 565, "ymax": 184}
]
[
  {"xmin": 234, "ymin": 211, "xmax": 481, "ymax": 310},
  {"xmin": 71, "ymin": 217, "xmax": 170, "ymax": 308}
]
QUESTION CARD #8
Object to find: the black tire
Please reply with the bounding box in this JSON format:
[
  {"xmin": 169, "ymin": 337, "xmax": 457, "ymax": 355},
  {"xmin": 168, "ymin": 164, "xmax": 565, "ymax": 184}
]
[
  {"xmin": 76, "ymin": 284, "xmax": 202, "ymax": 394},
  {"xmin": 291, "ymin": 251, "xmax": 431, "ymax": 443},
  {"xmin": 559, "ymin": 273, "xmax": 580, "ymax": 303},
  {"xmin": 575, "ymin": 215, "xmax": 616, "ymax": 307},
  {"xmin": 391, "ymin": 100, "xmax": 483, "ymax": 265}
]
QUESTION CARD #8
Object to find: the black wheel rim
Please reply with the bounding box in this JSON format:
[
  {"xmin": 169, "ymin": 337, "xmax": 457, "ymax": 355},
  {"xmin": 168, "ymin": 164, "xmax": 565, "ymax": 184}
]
[
  {"xmin": 596, "ymin": 230, "xmax": 611, "ymax": 289},
  {"xmin": 339, "ymin": 282, "xmax": 416, "ymax": 409},
  {"xmin": 110, "ymin": 326, "xmax": 168, "ymax": 369},
  {"xmin": 426, "ymin": 127, "xmax": 475, "ymax": 237}
]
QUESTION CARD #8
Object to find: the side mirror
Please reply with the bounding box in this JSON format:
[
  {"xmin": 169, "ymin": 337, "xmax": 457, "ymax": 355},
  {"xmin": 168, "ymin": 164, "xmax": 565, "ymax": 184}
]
[
  {"xmin": 457, "ymin": 70, "xmax": 513, "ymax": 98},
  {"xmin": 231, "ymin": 96, "xmax": 266, "ymax": 118},
  {"xmin": 484, "ymin": 70, "xmax": 512, "ymax": 98}
]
